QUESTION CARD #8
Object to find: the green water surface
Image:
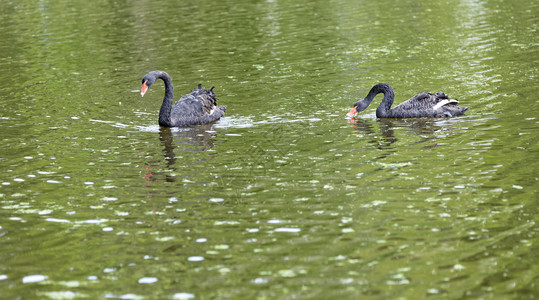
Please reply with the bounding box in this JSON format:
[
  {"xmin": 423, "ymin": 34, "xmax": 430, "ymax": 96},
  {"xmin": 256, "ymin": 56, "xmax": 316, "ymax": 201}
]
[{"xmin": 0, "ymin": 0, "xmax": 537, "ymax": 299}]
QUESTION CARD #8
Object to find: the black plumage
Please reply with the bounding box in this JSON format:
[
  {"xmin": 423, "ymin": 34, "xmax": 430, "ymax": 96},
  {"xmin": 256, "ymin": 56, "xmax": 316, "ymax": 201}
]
[
  {"xmin": 348, "ymin": 83, "xmax": 468, "ymax": 118},
  {"xmin": 140, "ymin": 71, "xmax": 226, "ymax": 127}
]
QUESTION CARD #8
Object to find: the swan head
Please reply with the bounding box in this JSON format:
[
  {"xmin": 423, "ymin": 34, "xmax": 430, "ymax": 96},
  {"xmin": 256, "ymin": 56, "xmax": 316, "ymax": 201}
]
[
  {"xmin": 347, "ymin": 98, "xmax": 370, "ymax": 118},
  {"xmin": 140, "ymin": 73, "xmax": 157, "ymax": 97}
]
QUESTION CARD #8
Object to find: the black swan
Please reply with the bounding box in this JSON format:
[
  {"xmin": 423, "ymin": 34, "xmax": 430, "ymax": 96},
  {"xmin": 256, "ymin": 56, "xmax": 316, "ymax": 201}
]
[
  {"xmin": 140, "ymin": 71, "xmax": 226, "ymax": 127},
  {"xmin": 347, "ymin": 83, "xmax": 468, "ymax": 118}
]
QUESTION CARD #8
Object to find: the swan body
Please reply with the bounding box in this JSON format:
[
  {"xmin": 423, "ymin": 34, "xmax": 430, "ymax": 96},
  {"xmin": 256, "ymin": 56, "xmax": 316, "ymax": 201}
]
[
  {"xmin": 140, "ymin": 71, "xmax": 226, "ymax": 127},
  {"xmin": 347, "ymin": 83, "xmax": 468, "ymax": 118}
]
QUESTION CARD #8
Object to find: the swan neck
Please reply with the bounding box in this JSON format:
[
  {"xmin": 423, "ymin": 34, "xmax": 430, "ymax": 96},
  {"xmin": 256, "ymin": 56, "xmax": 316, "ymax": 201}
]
[
  {"xmin": 157, "ymin": 72, "xmax": 174, "ymax": 126},
  {"xmin": 370, "ymin": 83, "xmax": 394, "ymax": 117}
]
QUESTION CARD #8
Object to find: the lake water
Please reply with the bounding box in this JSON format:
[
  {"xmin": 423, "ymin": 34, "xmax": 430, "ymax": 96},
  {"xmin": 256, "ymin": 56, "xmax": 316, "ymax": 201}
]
[{"xmin": 0, "ymin": 0, "xmax": 537, "ymax": 299}]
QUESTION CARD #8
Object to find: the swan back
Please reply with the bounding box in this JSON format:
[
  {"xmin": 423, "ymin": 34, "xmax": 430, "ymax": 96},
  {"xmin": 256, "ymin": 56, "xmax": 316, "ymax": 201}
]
[
  {"xmin": 388, "ymin": 91, "xmax": 468, "ymax": 118},
  {"xmin": 170, "ymin": 84, "xmax": 226, "ymax": 126}
]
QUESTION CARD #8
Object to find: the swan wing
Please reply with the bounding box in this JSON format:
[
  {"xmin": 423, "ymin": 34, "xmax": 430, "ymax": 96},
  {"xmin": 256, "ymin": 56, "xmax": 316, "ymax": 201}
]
[
  {"xmin": 172, "ymin": 94, "xmax": 205, "ymax": 117},
  {"xmin": 394, "ymin": 92, "xmax": 459, "ymax": 110},
  {"xmin": 391, "ymin": 92, "xmax": 435, "ymax": 110},
  {"xmin": 387, "ymin": 92, "xmax": 466, "ymax": 117},
  {"xmin": 169, "ymin": 86, "xmax": 225, "ymax": 126}
]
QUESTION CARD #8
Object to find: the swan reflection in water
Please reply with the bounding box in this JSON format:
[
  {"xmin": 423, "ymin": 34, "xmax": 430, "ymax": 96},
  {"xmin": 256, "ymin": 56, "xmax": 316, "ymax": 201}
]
[
  {"xmin": 348, "ymin": 117, "xmax": 462, "ymax": 150},
  {"xmin": 349, "ymin": 117, "xmax": 397, "ymax": 150},
  {"xmin": 160, "ymin": 124, "xmax": 219, "ymax": 159},
  {"xmin": 143, "ymin": 124, "xmax": 221, "ymax": 184}
]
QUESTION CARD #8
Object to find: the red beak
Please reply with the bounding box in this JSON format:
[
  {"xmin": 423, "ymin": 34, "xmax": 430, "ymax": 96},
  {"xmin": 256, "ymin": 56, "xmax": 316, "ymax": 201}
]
[
  {"xmin": 346, "ymin": 106, "xmax": 357, "ymax": 118},
  {"xmin": 141, "ymin": 81, "xmax": 148, "ymax": 97}
]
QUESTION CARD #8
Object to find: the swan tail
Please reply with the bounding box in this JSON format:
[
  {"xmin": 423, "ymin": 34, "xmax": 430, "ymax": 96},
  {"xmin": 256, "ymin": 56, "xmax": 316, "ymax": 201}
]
[
  {"xmin": 442, "ymin": 104, "xmax": 468, "ymax": 116},
  {"xmin": 434, "ymin": 94, "xmax": 468, "ymax": 116}
]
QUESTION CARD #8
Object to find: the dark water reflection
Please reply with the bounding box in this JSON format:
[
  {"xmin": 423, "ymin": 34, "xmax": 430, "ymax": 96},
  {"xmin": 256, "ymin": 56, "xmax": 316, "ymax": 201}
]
[
  {"xmin": 0, "ymin": 0, "xmax": 537, "ymax": 299},
  {"xmin": 157, "ymin": 125, "xmax": 220, "ymax": 182},
  {"xmin": 349, "ymin": 116, "xmax": 469, "ymax": 152}
]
